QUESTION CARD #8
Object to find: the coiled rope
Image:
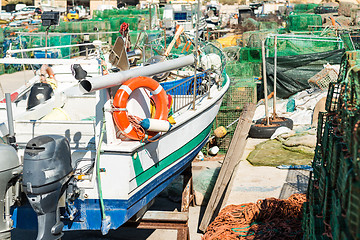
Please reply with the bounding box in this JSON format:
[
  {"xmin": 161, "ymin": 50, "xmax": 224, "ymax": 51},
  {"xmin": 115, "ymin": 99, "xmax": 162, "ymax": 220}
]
[{"xmin": 202, "ymin": 193, "xmax": 307, "ymax": 240}]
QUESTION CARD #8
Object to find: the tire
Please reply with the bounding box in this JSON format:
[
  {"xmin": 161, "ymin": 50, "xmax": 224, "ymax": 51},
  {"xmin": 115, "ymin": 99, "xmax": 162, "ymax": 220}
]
[
  {"xmin": 255, "ymin": 117, "xmax": 293, "ymax": 129},
  {"xmin": 249, "ymin": 123, "xmax": 281, "ymax": 139}
]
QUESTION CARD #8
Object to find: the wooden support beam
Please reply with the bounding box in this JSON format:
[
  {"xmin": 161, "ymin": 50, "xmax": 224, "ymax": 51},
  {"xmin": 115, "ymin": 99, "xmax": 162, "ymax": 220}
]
[
  {"xmin": 199, "ymin": 103, "xmax": 256, "ymax": 232},
  {"xmin": 181, "ymin": 166, "xmax": 195, "ymax": 212}
]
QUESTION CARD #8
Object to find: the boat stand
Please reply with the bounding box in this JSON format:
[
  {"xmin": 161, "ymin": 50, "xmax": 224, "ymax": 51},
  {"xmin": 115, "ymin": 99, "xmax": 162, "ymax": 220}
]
[{"xmin": 124, "ymin": 165, "xmax": 195, "ymax": 240}]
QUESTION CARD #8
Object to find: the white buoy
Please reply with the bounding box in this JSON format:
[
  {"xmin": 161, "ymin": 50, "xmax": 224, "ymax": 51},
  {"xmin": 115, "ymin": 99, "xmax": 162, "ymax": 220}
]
[
  {"xmin": 140, "ymin": 118, "xmax": 171, "ymax": 132},
  {"xmin": 209, "ymin": 146, "xmax": 219, "ymax": 156},
  {"xmin": 197, "ymin": 151, "xmax": 204, "ymax": 161}
]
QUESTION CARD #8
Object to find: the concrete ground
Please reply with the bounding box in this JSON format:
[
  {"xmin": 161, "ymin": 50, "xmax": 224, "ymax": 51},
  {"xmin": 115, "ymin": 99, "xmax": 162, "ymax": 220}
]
[
  {"xmin": 0, "ymin": 70, "xmax": 35, "ymax": 99},
  {"xmin": 224, "ymin": 138, "xmax": 309, "ymax": 206}
]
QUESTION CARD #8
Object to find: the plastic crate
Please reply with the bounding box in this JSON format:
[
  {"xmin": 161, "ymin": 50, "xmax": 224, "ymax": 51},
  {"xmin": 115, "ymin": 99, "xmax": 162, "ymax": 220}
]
[
  {"xmin": 354, "ymin": 140, "xmax": 360, "ymax": 175},
  {"xmin": 312, "ymin": 146, "xmax": 323, "ymax": 180},
  {"xmin": 340, "ymin": 230, "xmax": 352, "ymax": 240},
  {"xmin": 336, "ymin": 153, "xmax": 353, "ymax": 211},
  {"xmin": 322, "ymin": 121, "xmax": 334, "ymax": 159},
  {"xmin": 325, "ymin": 83, "xmax": 342, "ymax": 112},
  {"xmin": 316, "ymin": 112, "xmax": 328, "ymax": 148},
  {"xmin": 34, "ymin": 50, "xmax": 59, "ymax": 59},
  {"xmin": 330, "ymin": 190, "xmax": 342, "ymax": 240},
  {"xmin": 339, "ymin": 109, "xmax": 360, "ymax": 148},
  {"xmin": 347, "ymin": 180, "xmax": 360, "ymax": 239},
  {"xmin": 322, "ymin": 176, "xmax": 332, "ymax": 224},
  {"xmin": 319, "ymin": 165, "xmax": 328, "ymax": 201},
  {"xmin": 302, "ymin": 201, "xmax": 310, "ymax": 237},
  {"xmin": 221, "ymin": 79, "xmax": 257, "ymax": 110},
  {"xmin": 329, "ymin": 142, "xmax": 343, "ymax": 188},
  {"xmin": 310, "ymin": 213, "xmax": 325, "ymax": 237},
  {"xmin": 212, "ymin": 109, "xmax": 242, "ymax": 153},
  {"xmin": 325, "ymin": 132, "xmax": 336, "ymax": 172},
  {"xmin": 309, "ymin": 182, "xmax": 321, "ymax": 207}
]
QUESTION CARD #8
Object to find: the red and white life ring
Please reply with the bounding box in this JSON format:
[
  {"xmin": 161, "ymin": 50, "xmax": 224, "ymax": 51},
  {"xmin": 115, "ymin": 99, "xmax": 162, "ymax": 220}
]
[{"xmin": 113, "ymin": 76, "xmax": 168, "ymax": 140}]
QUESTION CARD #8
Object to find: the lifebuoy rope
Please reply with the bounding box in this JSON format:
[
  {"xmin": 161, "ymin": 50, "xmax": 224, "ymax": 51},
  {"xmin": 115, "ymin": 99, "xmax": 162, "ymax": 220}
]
[
  {"xmin": 128, "ymin": 115, "xmax": 146, "ymax": 140},
  {"xmin": 112, "ymin": 76, "xmax": 168, "ymax": 141},
  {"xmin": 110, "ymin": 103, "xmax": 161, "ymax": 143}
]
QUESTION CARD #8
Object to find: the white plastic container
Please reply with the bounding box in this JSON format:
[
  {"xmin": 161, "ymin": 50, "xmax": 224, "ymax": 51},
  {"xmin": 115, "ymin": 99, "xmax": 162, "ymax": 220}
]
[{"xmin": 140, "ymin": 118, "xmax": 171, "ymax": 132}]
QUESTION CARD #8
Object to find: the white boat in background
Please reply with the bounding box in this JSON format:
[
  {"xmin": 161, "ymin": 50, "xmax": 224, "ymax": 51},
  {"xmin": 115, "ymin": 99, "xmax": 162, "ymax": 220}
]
[
  {"xmin": 0, "ymin": 41, "xmax": 106, "ymax": 141},
  {"xmin": 163, "ymin": 2, "xmax": 207, "ymax": 38},
  {"xmin": 205, "ymin": 0, "xmax": 221, "ymax": 29},
  {"xmin": 0, "ymin": 34, "xmax": 229, "ymax": 239}
]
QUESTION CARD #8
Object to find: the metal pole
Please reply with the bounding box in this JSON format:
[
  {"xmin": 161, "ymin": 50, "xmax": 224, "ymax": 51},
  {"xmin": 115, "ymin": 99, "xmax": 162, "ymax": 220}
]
[
  {"xmin": 45, "ymin": 28, "xmax": 48, "ymax": 59},
  {"xmin": 261, "ymin": 41, "xmax": 269, "ymax": 126},
  {"xmin": 80, "ymin": 54, "xmax": 195, "ymax": 92},
  {"xmin": 19, "ymin": 35, "xmax": 27, "ymax": 85},
  {"xmin": 5, "ymin": 93, "xmax": 16, "ymax": 145},
  {"xmin": 273, "ymin": 35, "xmax": 277, "ymax": 118},
  {"xmin": 149, "ymin": 4, "xmax": 152, "ymax": 30},
  {"xmin": 193, "ymin": 0, "xmax": 200, "ymax": 110}
]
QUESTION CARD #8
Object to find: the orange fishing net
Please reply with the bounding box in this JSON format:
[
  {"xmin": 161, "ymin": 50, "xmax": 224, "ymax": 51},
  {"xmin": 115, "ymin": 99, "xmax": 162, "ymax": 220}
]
[{"xmin": 202, "ymin": 193, "xmax": 307, "ymax": 240}]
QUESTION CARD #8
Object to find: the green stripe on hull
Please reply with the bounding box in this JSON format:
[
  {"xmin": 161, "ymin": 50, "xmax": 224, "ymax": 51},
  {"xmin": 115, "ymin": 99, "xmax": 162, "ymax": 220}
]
[
  {"xmin": 133, "ymin": 122, "xmax": 213, "ymax": 187},
  {"xmin": 132, "ymin": 152, "xmax": 144, "ymax": 176}
]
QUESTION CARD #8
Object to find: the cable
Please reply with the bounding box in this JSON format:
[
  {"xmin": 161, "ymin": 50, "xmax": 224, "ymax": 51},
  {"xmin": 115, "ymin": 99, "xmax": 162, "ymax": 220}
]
[{"xmin": 96, "ymin": 116, "xmax": 111, "ymax": 236}]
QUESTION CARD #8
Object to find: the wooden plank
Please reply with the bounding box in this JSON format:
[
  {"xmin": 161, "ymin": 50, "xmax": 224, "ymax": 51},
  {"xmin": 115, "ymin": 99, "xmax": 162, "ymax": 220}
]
[
  {"xmin": 164, "ymin": 26, "xmax": 184, "ymax": 57},
  {"xmin": 141, "ymin": 211, "xmax": 188, "ymax": 222},
  {"xmin": 181, "ymin": 166, "xmax": 194, "ymax": 212},
  {"xmin": 199, "ymin": 103, "xmax": 256, "ymax": 232},
  {"xmin": 221, "ymin": 162, "xmax": 240, "ymax": 209}
]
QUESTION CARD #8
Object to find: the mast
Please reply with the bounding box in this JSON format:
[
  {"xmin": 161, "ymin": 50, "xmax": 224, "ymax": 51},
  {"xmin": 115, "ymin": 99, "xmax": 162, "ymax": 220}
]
[{"xmin": 192, "ymin": 0, "xmax": 200, "ymax": 110}]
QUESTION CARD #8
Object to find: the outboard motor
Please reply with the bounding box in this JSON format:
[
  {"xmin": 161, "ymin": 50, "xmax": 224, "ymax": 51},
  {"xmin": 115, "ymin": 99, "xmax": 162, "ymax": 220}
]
[
  {"xmin": 0, "ymin": 144, "xmax": 22, "ymax": 240},
  {"xmin": 23, "ymin": 135, "xmax": 73, "ymax": 240},
  {"xmin": 26, "ymin": 83, "xmax": 54, "ymax": 110}
]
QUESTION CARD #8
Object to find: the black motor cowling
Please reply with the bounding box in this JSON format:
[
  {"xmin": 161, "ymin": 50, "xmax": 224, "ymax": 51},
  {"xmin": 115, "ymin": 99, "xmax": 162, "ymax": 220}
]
[
  {"xmin": 23, "ymin": 135, "xmax": 73, "ymax": 240},
  {"xmin": 26, "ymin": 83, "xmax": 54, "ymax": 110}
]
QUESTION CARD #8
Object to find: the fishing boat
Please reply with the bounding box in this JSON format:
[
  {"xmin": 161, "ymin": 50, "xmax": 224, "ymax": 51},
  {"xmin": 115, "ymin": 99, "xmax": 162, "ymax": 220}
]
[
  {"xmin": 0, "ymin": 41, "xmax": 106, "ymax": 127},
  {"xmin": 162, "ymin": 2, "xmax": 207, "ymax": 38},
  {"xmin": 205, "ymin": 0, "xmax": 221, "ymax": 28},
  {"xmin": 0, "ymin": 39, "xmax": 229, "ymax": 239}
]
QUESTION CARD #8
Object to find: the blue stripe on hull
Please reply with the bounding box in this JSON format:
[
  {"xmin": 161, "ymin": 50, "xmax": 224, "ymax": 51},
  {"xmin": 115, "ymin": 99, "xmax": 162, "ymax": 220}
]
[{"xmin": 12, "ymin": 135, "xmax": 208, "ymax": 231}]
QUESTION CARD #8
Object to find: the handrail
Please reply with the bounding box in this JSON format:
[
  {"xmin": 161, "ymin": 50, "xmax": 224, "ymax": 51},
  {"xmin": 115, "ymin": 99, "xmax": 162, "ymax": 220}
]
[
  {"xmin": 6, "ymin": 42, "xmax": 105, "ymax": 55},
  {"xmin": 163, "ymin": 72, "xmax": 209, "ymax": 114}
]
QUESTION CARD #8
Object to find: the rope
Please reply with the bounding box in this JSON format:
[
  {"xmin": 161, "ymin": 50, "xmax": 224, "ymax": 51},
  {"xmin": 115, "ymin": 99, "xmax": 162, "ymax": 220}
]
[
  {"xmin": 202, "ymin": 193, "xmax": 307, "ymax": 240},
  {"xmin": 128, "ymin": 115, "xmax": 146, "ymax": 140}
]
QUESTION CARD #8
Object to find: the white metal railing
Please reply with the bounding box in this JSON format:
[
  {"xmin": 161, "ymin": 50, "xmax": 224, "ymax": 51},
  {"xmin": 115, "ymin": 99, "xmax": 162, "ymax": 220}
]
[{"xmin": 164, "ymin": 72, "xmax": 210, "ymax": 113}]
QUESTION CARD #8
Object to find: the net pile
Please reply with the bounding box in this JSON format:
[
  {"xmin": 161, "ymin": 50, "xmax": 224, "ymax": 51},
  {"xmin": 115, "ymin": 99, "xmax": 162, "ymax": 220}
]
[
  {"xmin": 266, "ymin": 35, "xmax": 343, "ymax": 57},
  {"xmin": 287, "ymin": 14, "xmax": 322, "ymax": 32},
  {"xmin": 202, "ymin": 193, "xmax": 307, "ymax": 240},
  {"xmin": 293, "ymin": 4, "xmax": 319, "ymax": 14}
]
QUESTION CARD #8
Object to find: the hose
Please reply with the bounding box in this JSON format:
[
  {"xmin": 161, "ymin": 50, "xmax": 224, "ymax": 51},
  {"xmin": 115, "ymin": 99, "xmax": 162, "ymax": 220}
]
[{"xmin": 96, "ymin": 116, "xmax": 111, "ymax": 235}]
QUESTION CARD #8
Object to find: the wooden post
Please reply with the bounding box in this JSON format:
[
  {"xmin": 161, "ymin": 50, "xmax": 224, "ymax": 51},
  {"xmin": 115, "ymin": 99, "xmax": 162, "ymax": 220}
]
[
  {"xmin": 199, "ymin": 103, "xmax": 256, "ymax": 232},
  {"xmin": 262, "ymin": 40, "xmax": 269, "ymax": 125},
  {"xmin": 273, "ymin": 35, "xmax": 277, "ymax": 118},
  {"xmin": 181, "ymin": 166, "xmax": 195, "ymax": 212}
]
